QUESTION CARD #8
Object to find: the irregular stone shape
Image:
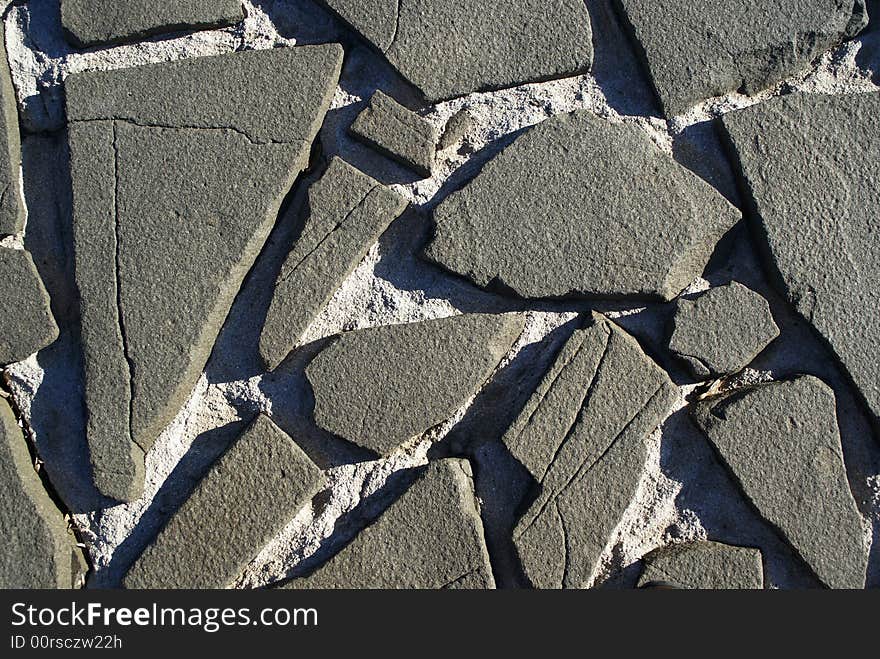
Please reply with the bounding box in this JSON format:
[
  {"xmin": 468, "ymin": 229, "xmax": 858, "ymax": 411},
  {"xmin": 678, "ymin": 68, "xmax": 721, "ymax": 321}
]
[
  {"xmin": 638, "ymin": 541, "xmax": 764, "ymax": 589},
  {"xmin": 0, "ymin": 248, "xmax": 59, "ymax": 365},
  {"xmin": 317, "ymin": 0, "xmax": 593, "ymax": 102},
  {"xmin": 60, "ymin": 0, "xmax": 245, "ymax": 48},
  {"xmin": 505, "ymin": 315, "xmax": 678, "ymax": 588},
  {"xmin": 614, "ymin": 0, "xmax": 868, "ymax": 116},
  {"xmin": 720, "ymin": 92, "xmax": 880, "ymax": 428},
  {"xmin": 306, "ymin": 314, "xmax": 524, "ymax": 456},
  {"xmin": 282, "ymin": 459, "xmax": 495, "ymax": 588},
  {"xmin": 0, "ymin": 18, "xmax": 24, "ymax": 235},
  {"xmin": 692, "ymin": 376, "xmax": 868, "ymax": 589},
  {"xmin": 425, "ymin": 110, "xmax": 739, "ymax": 301},
  {"xmin": 124, "ymin": 415, "xmax": 324, "ymax": 589},
  {"xmin": 349, "ymin": 91, "xmax": 437, "ymax": 177},
  {"xmin": 438, "ymin": 109, "xmax": 474, "ymax": 151},
  {"xmin": 66, "ymin": 45, "xmax": 342, "ymax": 503},
  {"xmin": 0, "ymin": 398, "xmax": 86, "ymax": 588},
  {"xmin": 260, "ymin": 159, "xmax": 407, "ymax": 370},
  {"xmin": 669, "ymin": 281, "xmax": 780, "ymax": 378}
]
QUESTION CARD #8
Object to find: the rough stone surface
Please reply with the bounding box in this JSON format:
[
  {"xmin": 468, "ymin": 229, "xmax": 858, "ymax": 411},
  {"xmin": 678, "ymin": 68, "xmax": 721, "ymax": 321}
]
[
  {"xmin": 0, "ymin": 247, "xmax": 59, "ymax": 365},
  {"xmin": 260, "ymin": 158, "xmax": 408, "ymax": 371},
  {"xmin": 721, "ymin": 91, "xmax": 880, "ymax": 428},
  {"xmin": 307, "ymin": 313, "xmax": 524, "ymax": 455},
  {"xmin": 282, "ymin": 459, "xmax": 494, "ymax": 588},
  {"xmin": 692, "ymin": 376, "xmax": 869, "ymax": 589},
  {"xmin": 614, "ymin": 0, "xmax": 869, "ymax": 115},
  {"xmin": 425, "ymin": 110, "xmax": 740, "ymax": 301},
  {"xmin": 438, "ymin": 109, "xmax": 474, "ymax": 151},
  {"xmin": 317, "ymin": 0, "xmax": 594, "ymax": 102},
  {"xmin": 669, "ymin": 281, "xmax": 780, "ymax": 378},
  {"xmin": 124, "ymin": 415, "xmax": 324, "ymax": 589},
  {"xmin": 349, "ymin": 91, "xmax": 437, "ymax": 177},
  {"xmin": 507, "ymin": 315, "xmax": 678, "ymax": 588},
  {"xmin": 0, "ymin": 398, "xmax": 85, "ymax": 588},
  {"xmin": 60, "ymin": 0, "xmax": 245, "ymax": 49},
  {"xmin": 0, "ymin": 18, "xmax": 23, "ymax": 236},
  {"xmin": 67, "ymin": 45, "xmax": 342, "ymax": 502},
  {"xmin": 638, "ymin": 541, "xmax": 764, "ymax": 589}
]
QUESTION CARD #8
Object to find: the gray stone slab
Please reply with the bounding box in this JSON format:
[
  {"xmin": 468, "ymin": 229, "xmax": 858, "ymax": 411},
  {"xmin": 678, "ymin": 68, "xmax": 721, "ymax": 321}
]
[
  {"xmin": 260, "ymin": 159, "xmax": 407, "ymax": 371},
  {"xmin": 306, "ymin": 313, "xmax": 524, "ymax": 456},
  {"xmin": 614, "ymin": 0, "xmax": 868, "ymax": 116},
  {"xmin": 317, "ymin": 0, "xmax": 593, "ymax": 102},
  {"xmin": 124, "ymin": 415, "xmax": 324, "ymax": 589},
  {"xmin": 692, "ymin": 376, "xmax": 868, "ymax": 589},
  {"xmin": 0, "ymin": 248, "xmax": 59, "ymax": 365},
  {"xmin": 669, "ymin": 281, "xmax": 779, "ymax": 378},
  {"xmin": 349, "ymin": 91, "xmax": 437, "ymax": 177},
  {"xmin": 438, "ymin": 109, "xmax": 474, "ymax": 151},
  {"xmin": 0, "ymin": 18, "xmax": 24, "ymax": 236},
  {"xmin": 720, "ymin": 91, "xmax": 880, "ymax": 429},
  {"xmin": 506, "ymin": 315, "xmax": 678, "ymax": 588},
  {"xmin": 639, "ymin": 541, "xmax": 764, "ymax": 589},
  {"xmin": 425, "ymin": 110, "xmax": 739, "ymax": 301},
  {"xmin": 0, "ymin": 398, "xmax": 86, "ymax": 588},
  {"xmin": 66, "ymin": 46, "xmax": 342, "ymax": 502},
  {"xmin": 61, "ymin": 0, "xmax": 245, "ymax": 48},
  {"xmin": 282, "ymin": 459, "xmax": 495, "ymax": 588}
]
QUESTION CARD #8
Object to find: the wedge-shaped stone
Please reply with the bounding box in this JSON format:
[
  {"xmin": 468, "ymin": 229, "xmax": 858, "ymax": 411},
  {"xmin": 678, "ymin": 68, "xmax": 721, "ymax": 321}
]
[
  {"xmin": 0, "ymin": 248, "xmax": 59, "ymax": 365},
  {"xmin": 282, "ymin": 459, "xmax": 494, "ymax": 588},
  {"xmin": 125, "ymin": 415, "xmax": 324, "ymax": 589},
  {"xmin": 506, "ymin": 315, "xmax": 678, "ymax": 588},
  {"xmin": 66, "ymin": 46, "xmax": 342, "ymax": 503},
  {"xmin": 0, "ymin": 399, "xmax": 86, "ymax": 588},
  {"xmin": 692, "ymin": 376, "xmax": 868, "ymax": 589},
  {"xmin": 260, "ymin": 158, "xmax": 407, "ymax": 371},
  {"xmin": 349, "ymin": 91, "xmax": 436, "ymax": 177},
  {"xmin": 0, "ymin": 19, "xmax": 24, "ymax": 235},
  {"xmin": 639, "ymin": 541, "xmax": 764, "ymax": 589},
  {"xmin": 669, "ymin": 281, "xmax": 779, "ymax": 378},
  {"xmin": 614, "ymin": 0, "xmax": 868, "ymax": 116},
  {"xmin": 61, "ymin": 0, "xmax": 245, "ymax": 48},
  {"xmin": 720, "ymin": 92, "xmax": 880, "ymax": 429},
  {"xmin": 438, "ymin": 109, "xmax": 474, "ymax": 151},
  {"xmin": 425, "ymin": 111, "xmax": 739, "ymax": 301},
  {"xmin": 306, "ymin": 314, "xmax": 524, "ymax": 456},
  {"xmin": 317, "ymin": 0, "xmax": 593, "ymax": 102}
]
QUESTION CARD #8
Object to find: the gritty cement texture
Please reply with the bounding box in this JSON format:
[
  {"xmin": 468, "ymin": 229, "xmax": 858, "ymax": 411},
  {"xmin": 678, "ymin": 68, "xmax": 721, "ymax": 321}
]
[
  {"xmin": 60, "ymin": 0, "xmax": 245, "ymax": 49},
  {"xmin": 669, "ymin": 281, "xmax": 779, "ymax": 378},
  {"xmin": 0, "ymin": 0, "xmax": 878, "ymax": 590},
  {"xmin": 350, "ymin": 90, "xmax": 437, "ymax": 177},
  {"xmin": 0, "ymin": 246, "xmax": 58, "ymax": 365},
  {"xmin": 638, "ymin": 541, "xmax": 764, "ymax": 589}
]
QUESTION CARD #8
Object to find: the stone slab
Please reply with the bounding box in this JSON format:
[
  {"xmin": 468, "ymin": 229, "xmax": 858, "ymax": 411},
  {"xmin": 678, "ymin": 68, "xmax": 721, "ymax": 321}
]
[
  {"xmin": 639, "ymin": 541, "xmax": 764, "ymax": 589},
  {"xmin": 0, "ymin": 248, "xmax": 59, "ymax": 365},
  {"xmin": 0, "ymin": 18, "xmax": 24, "ymax": 236}
]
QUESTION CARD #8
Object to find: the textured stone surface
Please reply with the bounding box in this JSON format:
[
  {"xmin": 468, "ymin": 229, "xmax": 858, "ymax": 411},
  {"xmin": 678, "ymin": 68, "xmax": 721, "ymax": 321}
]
[
  {"xmin": 317, "ymin": 0, "xmax": 594, "ymax": 102},
  {"xmin": 692, "ymin": 376, "xmax": 868, "ymax": 589},
  {"xmin": 425, "ymin": 110, "xmax": 739, "ymax": 301},
  {"xmin": 61, "ymin": 0, "xmax": 245, "ymax": 48},
  {"xmin": 67, "ymin": 45, "xmax": 342, "ymax": 502},
  {"xmin": 507, "ymin": 315, "xmax": 678, "ymax": 588},
  {"xmin": 282, "ymin": 459, "xmax": 494, "ymax": 588},
  {"xmin": 639, "ymin": 541, "xmax": 764, "ymax": 589},
  {"xmin": 307, "ymin": 314, "xmax": 524, "ymax": 455},
  {"xmin": 721, "ymin": 91, "xmax": 880, "ymax": 427},
  {"xmin": 0, "ymin": 18, "xmax": 24, "ymax": 236},
  {"xmin": 0, "ymin": 248, "xmax": 59, "ymax": 365},
  {"xmin": 349, "ymin": 91, "xmax": 437, "ymax": 177},
  {"xmin": 615, "ymin": 0, "xmax": 868, "ymax": 115},
  {"xmin": 669, "ymin": 281, "xmax": 779, "ymax": 378},
  {"xmin": 260, "ymin": 158, "xmax": 407, "ymax": 370},
  {"xmin": 0, "ymin": 398, "xmax": 85, "ymax": 588},
  {"xmin": 438, "ymin": 109, "xmax": 474, "ymax": 151},
  {"xmin": 124, "ymin": 415, "xmax": 324, "ymax": 589}
]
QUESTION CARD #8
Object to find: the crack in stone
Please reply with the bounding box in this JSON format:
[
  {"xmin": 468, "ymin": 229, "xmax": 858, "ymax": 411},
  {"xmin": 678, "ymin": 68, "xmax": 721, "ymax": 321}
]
[
  {"xmin": 386, "ymin": 0, "xmax": 403, "ymax": 52},
  {"xmin": 70, "ymin": 117, "xmax": 307, "ymax": 147}
]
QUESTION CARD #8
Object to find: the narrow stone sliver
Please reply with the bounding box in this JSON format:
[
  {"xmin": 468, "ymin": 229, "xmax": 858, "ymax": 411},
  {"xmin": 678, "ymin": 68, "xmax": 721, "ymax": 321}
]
[
  {"xmin": 0, "ymin": 16, "xmax": 24, "ymax": 236},
  {"xmin": 0, "ymin": 247, "xmax": 59, "ymax": 366}
]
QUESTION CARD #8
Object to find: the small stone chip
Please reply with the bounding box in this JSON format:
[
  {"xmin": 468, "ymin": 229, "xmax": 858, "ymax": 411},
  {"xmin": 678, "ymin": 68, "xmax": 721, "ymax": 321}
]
[
  {"xmin": 260, "ymin": 158, "xmax": 408, "ymax": 371},
  {"xmin": 60, "ymin": 0, "xmax": 245, "ymax": 48},
  {"xmin": 639, "ymin": 541, "xmax": 764, "ymax": 590},
  {"xmin": 438, "ymin": 109, "xmax": 474, "ymax": 151},
  {"xmin": 692, "ymin": 376, "xmax": 868, "ymax": 589},
  {"xmin": 0, "ymin": 248, "xmax": 59, "ymax": 366},
  {"xmin": 306, "ymin": 313, "xmax": 525, "ymax": 456},
  {"xmin": 124, "ymin": 415, "xmax": 325, "ymax": 589},
  {"xmin": 349, "ymin": 91, "xmax": 437, "ymax": 177},
  {"xmin": 281, "ymin": 459, "xmax": 495, "ymax": 589},
  {"xmin": 0, "ymin": 19, "xmax": 24, "ymax": 236},
  {"xmin": 669, "ymin": 281, "xmax": 780, "ymax": 378}
]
